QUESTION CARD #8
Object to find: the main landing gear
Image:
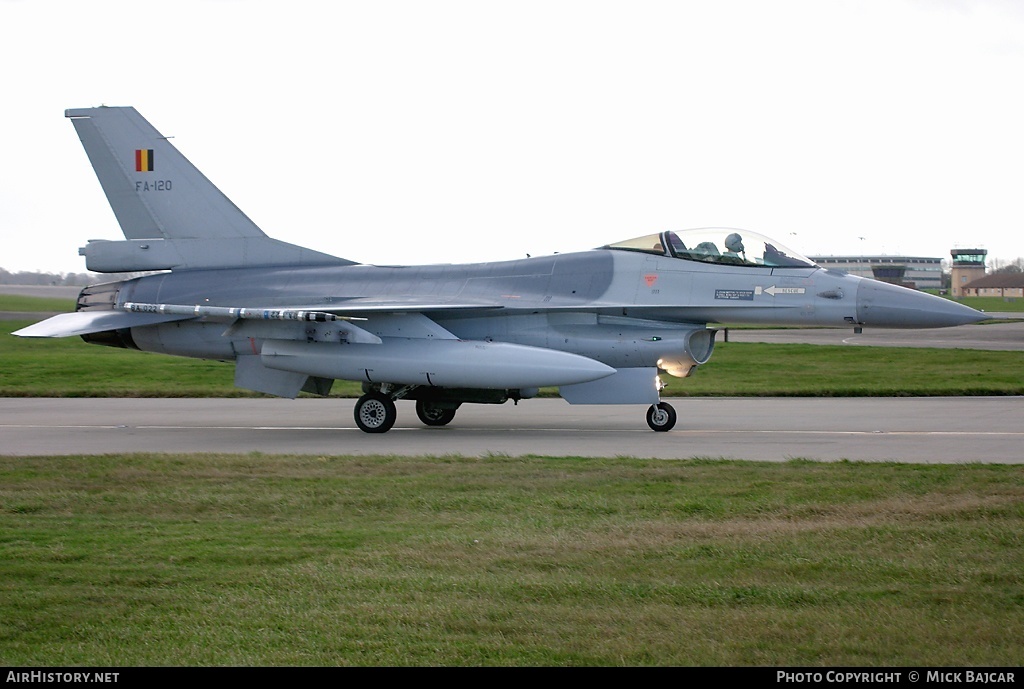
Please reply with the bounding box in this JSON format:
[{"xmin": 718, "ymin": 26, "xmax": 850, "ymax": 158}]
[
  {"xmin": 415, "ymin": 399, "xmax": 458, "ymax": 427},
  {"xmin": 353, "ymin": 386, "xmax": 461, "ymax": 433},
  {"xmin": 353, "ymin": 391, "xmax": 397, "ymax": 433},
  {"xmin": 646, "ymin": 402, "xmax": 677, "ymax": 432}
]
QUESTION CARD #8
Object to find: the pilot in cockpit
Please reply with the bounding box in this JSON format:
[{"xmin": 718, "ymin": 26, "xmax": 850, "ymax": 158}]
[{"xmin": 722, "ymin": 232, "xmax": 747, "ymax": 263}]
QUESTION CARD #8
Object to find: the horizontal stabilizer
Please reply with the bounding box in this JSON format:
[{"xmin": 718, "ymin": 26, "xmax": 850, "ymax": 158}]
[
  {"xmin": 12, "ymin": 310, "xmax": 192, "ymax": 338},
  {"xmin": 80, "ymin": 237, "xmax": 348, "ymax": 272}
]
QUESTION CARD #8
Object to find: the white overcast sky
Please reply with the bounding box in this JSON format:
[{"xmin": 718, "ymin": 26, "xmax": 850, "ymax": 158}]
[{"xmin": 2, "ymin": 0, "xmax": 1024, "ymax": 274}]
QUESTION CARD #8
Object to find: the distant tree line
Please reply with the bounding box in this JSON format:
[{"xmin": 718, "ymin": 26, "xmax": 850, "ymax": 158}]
[
  {"xmin": 0, "ymin": 268, "xmax": 147, "ymax": 286},
  {"xmin": 990, "ymin": 258, "xmax": 1024, "ymax": 274}
]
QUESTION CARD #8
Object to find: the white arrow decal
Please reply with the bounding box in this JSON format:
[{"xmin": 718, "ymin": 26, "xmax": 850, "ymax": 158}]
[{"xmin": 757, "ymin": 285, "xmax": 806, "ymax": 297}]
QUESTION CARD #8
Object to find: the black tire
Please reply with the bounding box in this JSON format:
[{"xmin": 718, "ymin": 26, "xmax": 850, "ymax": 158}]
[
  {"xmin": 415, "ymin": 400, "xmax": 458, "ymax": 427},
  {"xmin": 646, "ymin": 402, "xmax": 677, "ymax": 432},
  {"xmin": 354, "ymin": 392, "xmax": 397, "ymax": 433}
]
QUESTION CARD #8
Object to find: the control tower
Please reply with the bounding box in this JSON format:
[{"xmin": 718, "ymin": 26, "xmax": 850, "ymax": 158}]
[{"xmin": 950, "ymin": 248, "xmax": 987, "ymax": 297}]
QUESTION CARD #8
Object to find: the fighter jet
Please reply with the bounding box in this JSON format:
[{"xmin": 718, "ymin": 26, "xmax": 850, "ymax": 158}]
[{"xmin": 14, "ymin": 107, "xmax": 986, "ymax": 433}]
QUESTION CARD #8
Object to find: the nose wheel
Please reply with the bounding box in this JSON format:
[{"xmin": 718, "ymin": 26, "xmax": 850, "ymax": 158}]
[{"xmin": 646, "ymin": 402, "xmax": 676, "ymax": 432}]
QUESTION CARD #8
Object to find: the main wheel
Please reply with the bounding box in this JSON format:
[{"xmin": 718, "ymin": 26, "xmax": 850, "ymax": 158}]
[
  {"xmin": 415, "ymin": 400, "xmax": 458, "ymax": 427},
  {"xmin": 354, "ymin": 392, "xmax": 397, "ymax": 433},
  {"xmin": 646, "ymin": 402, "xmax": 677, "ymax": 432}
]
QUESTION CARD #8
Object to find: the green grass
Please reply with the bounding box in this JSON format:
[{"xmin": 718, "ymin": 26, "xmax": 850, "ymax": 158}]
[
  {"xmin": 678, "ymin": 341, "xmax": 1024, "ymax": 396},
  {"xmin": 0, "ymin": 294, "xmax": 76, "ymax": 313},
  {"xmin": 935, "ymin": 294, "xmax": 1024, "ymax": 313},
  {"xmin": 5, "ymin": 318, "xmax": 1024, "ymax": 397},
  {"xmin": 1, "ymin": 454, "xmax": 1021, "ymax": 666}
]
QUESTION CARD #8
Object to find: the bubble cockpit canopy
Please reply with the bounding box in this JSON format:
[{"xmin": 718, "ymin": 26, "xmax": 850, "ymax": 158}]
[{"xmin": 601, "ymin": 228, "xmax": 816, "ymax": 269}]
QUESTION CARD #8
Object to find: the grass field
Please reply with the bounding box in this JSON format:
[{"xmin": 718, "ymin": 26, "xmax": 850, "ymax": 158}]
[
  {"xmin": 1, "ymin": 454, "xmax": 1022, "ymax": 666},
  {"xmin": 0, "ymin": 294, "xmax": 78, "ymax": 313}
]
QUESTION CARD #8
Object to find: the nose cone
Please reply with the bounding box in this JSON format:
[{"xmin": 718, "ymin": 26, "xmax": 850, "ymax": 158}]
[{"xmin": 856, "ymin": 279, "xmax": 987, "ymax": 328}]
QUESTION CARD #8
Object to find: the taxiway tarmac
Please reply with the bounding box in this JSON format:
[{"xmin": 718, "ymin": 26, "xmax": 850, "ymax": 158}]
[{"xmin": 2, "ymin": 397, "xmax": 1022, "ymax": 463}]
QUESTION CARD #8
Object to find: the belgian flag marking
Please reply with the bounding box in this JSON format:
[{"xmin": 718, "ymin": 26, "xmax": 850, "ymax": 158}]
[{"xmin": 135, "ymin": 149, "xmax": 154, "ymax": 172}]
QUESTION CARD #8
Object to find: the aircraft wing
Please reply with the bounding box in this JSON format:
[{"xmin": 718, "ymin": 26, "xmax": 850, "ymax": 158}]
[
  {"xmin": 12, "ymin": 300, "xmax": 512, "ymax": 347},
  {"xmin": 12, "ymin": 310, "xmax": 194, "ymax": 338},
  {"xmin": 12, "ymin": 299, "xmax": 506, "ymax": 340}
]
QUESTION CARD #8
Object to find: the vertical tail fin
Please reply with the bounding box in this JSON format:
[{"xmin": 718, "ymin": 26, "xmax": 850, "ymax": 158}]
[
  {"xmin": 66, "ymin": 106, "xmax": 348, "ymax": 271},
  {"xmin": 66, "ymin": 106, "xmax": 264, "ymax": 240}
]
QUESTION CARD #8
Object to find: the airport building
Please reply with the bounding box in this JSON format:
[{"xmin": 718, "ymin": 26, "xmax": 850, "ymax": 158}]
[
  {"xmin": 949, "ymin": 248, "xmax": 988, "ymax": 297},
  {"xmin": 960, "ymin": 272, "xmax": 1024, "ymax": 298},
  {"xmin": 809, "ymin": 254, "xmax": 944, "ymax": 290}
]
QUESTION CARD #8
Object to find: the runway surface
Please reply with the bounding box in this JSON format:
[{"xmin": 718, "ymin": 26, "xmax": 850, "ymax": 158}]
[{"xmin": 2, "ymin": 397, "xmax": 1022, "ymax": 463}]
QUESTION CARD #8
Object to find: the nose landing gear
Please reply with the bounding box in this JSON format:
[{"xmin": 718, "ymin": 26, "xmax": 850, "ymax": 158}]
[{"xmin": 646, "ymin": 402, "xmax": 676, "ymax": 432}]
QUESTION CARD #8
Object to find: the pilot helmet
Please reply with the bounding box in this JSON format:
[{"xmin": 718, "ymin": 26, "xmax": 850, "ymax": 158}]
[{"xmin": 725, "ymin": 233, "xmax": 744, "ymax": 253}]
